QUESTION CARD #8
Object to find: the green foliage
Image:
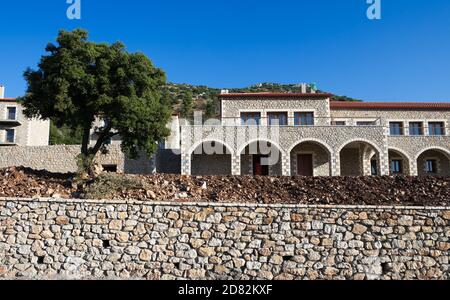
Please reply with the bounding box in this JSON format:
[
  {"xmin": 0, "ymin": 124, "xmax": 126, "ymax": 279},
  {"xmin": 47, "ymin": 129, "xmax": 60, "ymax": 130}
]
[
  {"xmin": 179, "ymin": 90, "xmax": 194, "ymax": 119},
  {"xmin": 81, "ymin": 173, "xmax": 144, "ymax": 199},
  {"xmin": 49, "ymin": 121, "xmax": 83, "ymax": 145},
  {"xmin": 20, "ymin": 29, "xmax": 172, "ymax": 173}
]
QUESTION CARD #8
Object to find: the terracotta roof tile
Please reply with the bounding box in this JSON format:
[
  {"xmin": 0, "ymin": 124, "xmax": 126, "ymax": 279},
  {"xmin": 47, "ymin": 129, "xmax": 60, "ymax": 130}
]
[
  {"xmin": 330, "ymin": 101, "xmax": 450, "ymax": 110},
  {"xmin": 219, "ymin": 93, "xmax": 332, "ymax": 98}
]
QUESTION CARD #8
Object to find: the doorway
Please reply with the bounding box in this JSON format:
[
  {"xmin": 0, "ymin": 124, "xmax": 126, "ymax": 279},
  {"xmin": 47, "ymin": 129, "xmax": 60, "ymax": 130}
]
[
  {"xmin": 253, "ymin": 155, "xmax": 270, "ymax": 176},
  {"xmin": 297, "ymin": 154, "xmax": 313, "ymax": 176}
]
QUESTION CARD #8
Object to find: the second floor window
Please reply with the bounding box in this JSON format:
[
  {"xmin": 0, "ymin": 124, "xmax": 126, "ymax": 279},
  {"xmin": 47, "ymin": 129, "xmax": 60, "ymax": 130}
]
[
  {"xmin": 268, "ymin": 112, "xmax": 288, "ymax": 126},
  {"xmin": 294, "ymin": 112, "xmax": 314, "ymax": 126},
  {"xmin": 429, "ymin": 122, "xmax": 445, "ymax": 136},
  {"xmin": 389, "ymin": 122, "xmax": 404, "ymax": 136},
  {"xmin": 241, "ymin": 112, "xmax": 261, "ymax": 125},
  {"xmin": 7, "ymin": 107, "xmax": 17, "ymax": 120},
  {"xmin": 5, "ymin": 129, "xmax": 15, "ymax": 143},
  {"xmin": 332, "ymin": 120, "xmax": 346, "ymax": 126},
  {"xmin": 409, "ymin": 122, "xmax": 423, "ymax": 136},
  {"xmin": 357, "ymin": 121, "xmax": 376, "ymax": 126}
]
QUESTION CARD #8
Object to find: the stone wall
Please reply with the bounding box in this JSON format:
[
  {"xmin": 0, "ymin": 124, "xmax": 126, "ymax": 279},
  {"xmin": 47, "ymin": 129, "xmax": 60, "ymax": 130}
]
[
  {"xmin": 0, "ymin": 198, "xmax": 448, "ymax": 280},
  {"xmin": 0, "ymin": 145, "xmax": 155, "ymax": 174}
]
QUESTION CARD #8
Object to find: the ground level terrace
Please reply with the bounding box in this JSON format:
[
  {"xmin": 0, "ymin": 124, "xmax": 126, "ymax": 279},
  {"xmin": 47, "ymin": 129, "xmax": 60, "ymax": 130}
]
[{"xmin": 180, "ymin": 126, "xmax": 450, "ymax": 177}]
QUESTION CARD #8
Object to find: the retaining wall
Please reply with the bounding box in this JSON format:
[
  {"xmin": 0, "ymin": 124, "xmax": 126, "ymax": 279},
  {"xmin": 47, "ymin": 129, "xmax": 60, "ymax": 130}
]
[{"xmin": 0, "ymin": 198, "xmax": 448, "ymax": 280}]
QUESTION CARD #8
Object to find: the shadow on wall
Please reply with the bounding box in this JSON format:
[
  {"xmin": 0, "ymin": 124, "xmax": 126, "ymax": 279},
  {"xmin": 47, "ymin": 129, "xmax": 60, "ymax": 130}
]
[
  {"xmin": 156, "ymin": 149, "xmax": 181, "ymax": 174},
  {"xmin": 123, "ymin": 152, "xmax": 155, "ymax": 175}
]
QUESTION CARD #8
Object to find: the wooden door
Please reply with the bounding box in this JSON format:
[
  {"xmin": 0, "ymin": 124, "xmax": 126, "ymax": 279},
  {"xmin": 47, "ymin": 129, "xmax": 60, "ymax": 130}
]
[
  {"xmin": 297, "ymin": 154, "xmax": 313, "ymax": 176},
  {"xmin": 253, "ymin": 155, "xmax": 269, "ymax": 176}
]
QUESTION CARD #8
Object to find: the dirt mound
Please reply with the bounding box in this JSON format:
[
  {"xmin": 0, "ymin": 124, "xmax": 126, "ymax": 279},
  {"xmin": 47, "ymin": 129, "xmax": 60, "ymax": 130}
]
[{"xmin": 0, "ymin": 167, "xmax": 449, "ymax": 206}]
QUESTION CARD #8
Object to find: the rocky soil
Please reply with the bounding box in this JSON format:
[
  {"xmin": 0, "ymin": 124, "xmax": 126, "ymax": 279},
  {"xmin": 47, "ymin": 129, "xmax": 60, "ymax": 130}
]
[{"xmin": 0, "ymin": 167, "xmax": 449, "ymax": 206}]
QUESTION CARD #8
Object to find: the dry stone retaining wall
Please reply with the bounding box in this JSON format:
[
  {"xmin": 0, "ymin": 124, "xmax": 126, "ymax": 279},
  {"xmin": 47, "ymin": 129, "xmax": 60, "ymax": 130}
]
[{"xmin": 0, "ymin": 198, "xmax": 448, "ymax": 280}]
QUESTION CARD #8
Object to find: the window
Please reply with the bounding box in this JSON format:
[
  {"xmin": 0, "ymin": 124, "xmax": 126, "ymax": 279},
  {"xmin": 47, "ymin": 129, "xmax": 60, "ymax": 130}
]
[
  {"xmin": 429, "ymin": 122, "xmax": 445, "ymax": 136},
  {"xmin": 357, "ymin": 121, "xmax": 376, "ymax": 126},
  {"xmin": 426, "ymin": 160, "xmax": 437, "ymax": 174},
  {"xmin": 409, "ymin": 122, "xmax": 423, "ymax": 136},
  {"xmin": 241, "ymin": 112, "xmax": 261, "ymax": 125},
  {"xmin": 371, "ymin": 160, "xmax": 378, "ymax": 176},
  {"xmin": 268, "ymin": 112, "xmax": 288, "ymax": 126},
  {"xmin": 7, "ymin": 107, "xmax": 17, "ymax": 120},
  {"xmin": 294, "ymin": 112, "xmax": 314, "ymax": 126},
  {"xmin": 102, "ymin": 165, "xmax": 118, "ymax": 173},
  {"xmin": 332, "ymin": 120, "xmax": 346, "ymax": 126},
  {"xmin": 390, "ymin": 160, "xmax": 403, "ymax": 175},
  {"xmin": 389, "ymin": 122, "xmax": 404, "ymax": 136},
  {"xmin": 5, "ymin": 129, "xmax": 15, "ymax": 143}
]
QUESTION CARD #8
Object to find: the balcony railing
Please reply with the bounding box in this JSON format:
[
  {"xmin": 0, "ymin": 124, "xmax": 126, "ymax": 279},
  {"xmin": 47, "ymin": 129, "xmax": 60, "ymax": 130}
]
[
  {"xmin": 181, "ymin": 117, "xmax": 384, "ymax": 127},
  {"xmin": 0, "ymin": 118, "xmax": 21, "ymax": 126}
]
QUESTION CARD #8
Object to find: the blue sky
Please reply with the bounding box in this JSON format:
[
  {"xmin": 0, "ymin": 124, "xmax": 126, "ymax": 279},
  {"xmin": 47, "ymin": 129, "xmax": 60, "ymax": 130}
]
[{"xmin": 1, "ymin": 0, "xmax": 450, "ymax": 102}]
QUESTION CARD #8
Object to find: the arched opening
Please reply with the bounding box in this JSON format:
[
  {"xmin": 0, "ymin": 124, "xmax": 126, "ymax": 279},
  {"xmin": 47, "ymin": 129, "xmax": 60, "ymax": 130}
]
[
  {"xmin": 388, "ymin": 149, "xmax": 411, "ymax": 176},
  {"xmin": 339, "ymin": 141, "xmax": 381, "ymax": 176},
  {"xmin": 290, "ymin": 141, "xmax": 332, "ymax": 176},
  {"xmin": 190, "ymin": 141, "xmax": 233, "ymax": 176},
  {"xmin": 240, "ymin": 140, "xmax": 283, "ymax": 176},
  {"xmin": 417, "ymin": 148, "xmax": 450, "ymax": 177}
]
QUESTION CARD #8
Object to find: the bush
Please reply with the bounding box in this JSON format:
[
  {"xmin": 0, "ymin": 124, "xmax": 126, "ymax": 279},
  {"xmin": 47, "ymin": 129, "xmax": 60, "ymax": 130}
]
[{"xmin": 81, "ymin": 173, "xmax": 144, "ymax": 199}]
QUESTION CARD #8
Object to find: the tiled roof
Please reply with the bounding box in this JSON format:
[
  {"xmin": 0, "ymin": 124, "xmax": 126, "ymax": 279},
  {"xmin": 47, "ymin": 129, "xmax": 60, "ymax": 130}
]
[
  {"xmin": 0, "ymin": 98, "xmax": 17, "ymax": 102},
  {"xmin": 219, "ymin": 93, "xmax": 332, "ymax": 98},
  {"xmin": 330, "ymin": 101, "xmax": 450, "ymax": 110}
]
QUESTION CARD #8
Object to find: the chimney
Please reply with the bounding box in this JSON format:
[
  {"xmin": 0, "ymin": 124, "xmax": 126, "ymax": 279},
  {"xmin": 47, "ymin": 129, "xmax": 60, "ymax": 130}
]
[
  {"xmin": 0, "ymin": 85, "xmax": 4, "ymax": 99},
  {"xmin": 300, "ymin": 83, "xmax": 307, "ymax": 94},
  {"xmin": 220, "ymin": 89, "xmax": 229, "ymax": 94}
]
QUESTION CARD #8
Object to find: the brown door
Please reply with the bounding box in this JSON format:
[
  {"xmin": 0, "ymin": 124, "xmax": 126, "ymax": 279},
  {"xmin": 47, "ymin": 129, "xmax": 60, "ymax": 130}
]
[
  {"xmin": 253, "ymin": 155, "xmax": 269, "ymax": 176},
  {"xmin": 297, "ymin": 154, "xmax": 313, "ymax": 176}
]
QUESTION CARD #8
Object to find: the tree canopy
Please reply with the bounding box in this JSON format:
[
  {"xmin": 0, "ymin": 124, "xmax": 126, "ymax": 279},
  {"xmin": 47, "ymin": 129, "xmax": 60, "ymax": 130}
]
[{"xmin": 20, "ymin": 29, "xmax": 172, "ymax": 172}]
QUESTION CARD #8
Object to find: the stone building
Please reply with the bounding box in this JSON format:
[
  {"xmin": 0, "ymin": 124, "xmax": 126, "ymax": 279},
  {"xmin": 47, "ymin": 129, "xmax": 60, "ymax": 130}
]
[
  {"xmin": 179, "ymin": 91, "xmax": 450, "ymax": 177},
  {"xmin": 0, "ymin": 86, "xmax": 50, "ymax": 147}
]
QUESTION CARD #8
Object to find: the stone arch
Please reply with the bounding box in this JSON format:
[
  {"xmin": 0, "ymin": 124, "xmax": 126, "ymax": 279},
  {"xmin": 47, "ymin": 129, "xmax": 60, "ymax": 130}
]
[
  {"xmin": 415, "ymin": 147, "xmax": 450, "ymax": 177},
  {"xmin": 188, "ymin": 139, "xmax": 235, "ymax": 157},
  {"xmin": 238, "ymin": 138, "xmax": 285, "ymax": 157},
  {"xmin": 338, "ymin": 139, "xmax": 383, "ymax": 176},
  {"xmin": 239, "ymin": 139, "xmax": 284, "ymax": 176},
  {"xmin": 388, "ymin": 148, "xmax": 411, "ymax": 176},
  {"xmin": 289, "ymin": 139, "xmax": 334, "ymax": 177},
  {"xmin": 190, "ymin": 140, "xmax": 234, "ymax": 176}
]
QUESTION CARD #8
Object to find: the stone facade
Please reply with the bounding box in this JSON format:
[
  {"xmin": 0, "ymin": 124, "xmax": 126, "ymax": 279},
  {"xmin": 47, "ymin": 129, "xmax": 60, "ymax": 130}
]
[
  {"xmin": 0, "ymin": 198, "xmax": 448, "ymax": 280},
  {"xmin": 0, "ymin": 99, "xmax": 49, "ymax": 147},
  {"xmin": 180, "ymin": 94, "xmax": 450, "ymax": 177},
  {"xmin": 0, "ymin": 145, "xmax": 155, "ymax": 174}
]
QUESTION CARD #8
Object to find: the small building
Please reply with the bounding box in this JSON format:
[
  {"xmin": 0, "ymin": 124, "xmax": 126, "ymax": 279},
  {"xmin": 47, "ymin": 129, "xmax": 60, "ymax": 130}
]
[{"xmin": 0, "ymin": 86, "xmax": 50, "ymax": 147}]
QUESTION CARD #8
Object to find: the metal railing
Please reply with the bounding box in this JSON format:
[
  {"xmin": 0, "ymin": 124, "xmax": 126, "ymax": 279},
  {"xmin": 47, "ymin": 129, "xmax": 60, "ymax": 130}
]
[{"xmin": 181, "ymin": 117, "xmax": 384, "ymax": 127}]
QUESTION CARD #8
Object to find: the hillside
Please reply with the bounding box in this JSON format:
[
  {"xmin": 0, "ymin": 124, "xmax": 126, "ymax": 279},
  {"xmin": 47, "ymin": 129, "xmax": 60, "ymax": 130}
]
[
  {"xmin": 50, "ymin": 83, "xmax": 362, "ymax": 145},
  {"xmin": 165, "ymin": 82, "xmax": 362, "ymax": 118}
]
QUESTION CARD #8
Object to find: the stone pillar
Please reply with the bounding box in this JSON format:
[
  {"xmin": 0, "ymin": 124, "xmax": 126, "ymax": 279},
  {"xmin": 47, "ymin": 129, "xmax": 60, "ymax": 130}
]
[
  {"xmin": 410, "ymin": 160, "xmax": 419, "ymax": 176},
  {"xmin": 331, "ymin": 152, "xmax": 340, "ymax": 176},
  {"xmin": 181, "ymin": 153, "xmax": 191, "ymax": 175},
  {"xmin": 379, "ymin": 148, "xmax": 390, "ymax": 176},
  {"xmin": 231, "ymin": 154, "xmax": 241, "ymax": 176},
  {"xmin": 282, "ymin": 153, "xmax": 291, "ymax": 176}
]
